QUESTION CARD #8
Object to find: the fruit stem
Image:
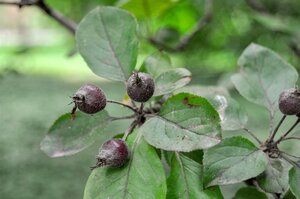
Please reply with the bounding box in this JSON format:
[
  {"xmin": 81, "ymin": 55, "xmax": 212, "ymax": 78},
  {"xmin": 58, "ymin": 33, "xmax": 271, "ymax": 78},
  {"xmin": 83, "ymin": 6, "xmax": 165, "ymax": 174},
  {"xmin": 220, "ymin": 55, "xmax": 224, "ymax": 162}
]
[
  {"xmin": 110, "ymin": 114, "xmax": 136, "ymax": 121},
  {"xmin": 139, "ymin": 103, "xmax": 144, "ymax": 114},
  {"xmin": 71, "ymin": 105, "xmax": 77, "ymax": 120},
  {"xmin": 281, "ymin": 136, "xmax": 300, "ymax": 141},
  {"xmin": 268, "ymin": 115, "xmax": 286, "ymax": 141},
  {"xmin": 242, "ymin": 127, "xmax": 262, "ymax": 145},
  {"xmin": 107, "ymin": 100, "xmax": 137, "ymax": 112},
  {"xmin": 275, "ymin": 118, "xmax": 300, "ymax": 144},
  {"xmin": 280, "ymin": 151, "xmax": 300, "ymax": 159},
  {"xmin": 280, "ymin": 153, "xmax": 300, "ymax": 168},
  {"xmin": 122, "ymin": 120, "xmax": 138, "ymax": 141}
]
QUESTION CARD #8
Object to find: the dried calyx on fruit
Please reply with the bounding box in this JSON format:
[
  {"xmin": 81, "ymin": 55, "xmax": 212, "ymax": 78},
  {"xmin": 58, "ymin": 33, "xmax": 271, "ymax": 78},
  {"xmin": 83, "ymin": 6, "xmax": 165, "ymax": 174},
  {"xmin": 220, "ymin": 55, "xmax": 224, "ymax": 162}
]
[
  {"xmin": 72, "ymin": 84, "xmax": 106, "ymax": 116},
  {"xmin": 91, "ymin": 139, "xmax": 129, "ymax": 169},
  {"xmin": 126, "ymin": 72, "xmax": 155, "ymax": 102},
  {"xmin": 279, "ymin": 88, "xmax": 300, "ymax": 115}
]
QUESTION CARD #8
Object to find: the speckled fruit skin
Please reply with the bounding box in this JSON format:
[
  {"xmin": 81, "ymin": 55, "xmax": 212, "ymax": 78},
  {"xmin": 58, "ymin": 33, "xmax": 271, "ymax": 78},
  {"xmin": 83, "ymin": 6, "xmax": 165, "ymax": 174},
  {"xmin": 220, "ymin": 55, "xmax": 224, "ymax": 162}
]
[
  {"xmin": 279, "ymin": 88, "xmax": 300, "ymax": 115},
  {"xmin": 73, "ymin": 84, "xmax": 106, "ymax": 114},
  {"xmin": 126, "ymin": 72, "xmax": 155, "ymax": 102},
  {"xmin": 97, "ymin": 139, "xmax": 129, "ymax": 168}
]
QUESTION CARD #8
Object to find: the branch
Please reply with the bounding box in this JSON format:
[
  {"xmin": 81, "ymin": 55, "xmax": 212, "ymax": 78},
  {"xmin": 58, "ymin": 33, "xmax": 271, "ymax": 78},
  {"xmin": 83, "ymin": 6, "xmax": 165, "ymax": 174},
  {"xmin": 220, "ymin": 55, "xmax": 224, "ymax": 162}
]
[
  {"xmin": 148, "ymin": 0, "xmax": 213, "ymax": 52},
  {"xmin": 245, "ymin": 0, "xmax": 268, "ymax": 13},
  {"xmin": 0, "ymin": 0, "xmax": 77, "ymax": 35}
]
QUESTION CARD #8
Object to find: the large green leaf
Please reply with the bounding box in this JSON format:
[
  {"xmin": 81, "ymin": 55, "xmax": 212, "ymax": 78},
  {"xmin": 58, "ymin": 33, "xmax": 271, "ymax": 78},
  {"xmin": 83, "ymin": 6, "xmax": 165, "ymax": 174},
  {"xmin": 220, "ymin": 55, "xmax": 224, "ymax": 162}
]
[
  {"xmin": 154, "ymin": 68, "xmax": 192, "ymax": 96},
  {"xmin": 40, "ymin": 111, "xmax": 112, "ymax": 157},
  {"xmin": 141, "ymin": 93, "xmax": 221, "ymax": 152},
  {"xmin": 289, "ymin": 166, "xmax": 300, "ymax": 199},
  {"xmin": 231, "ymin": 43, "xmax": 298, "ymax": 114},
  {"xmin": 177, "ymin": 86, "xmax": 248, "ymax": 131},
  {"xmin": 76, "ymin": 7, "xmax": 139, "ymax": 82},
  {"xmin": 233, "ymin": 187, "xmax": 268, "ymax": 199},
  {"xmin": 167, "ymin": 152, "xmax": 223, "ymax": 199},
  {"xmin": 83, "ymin": 131, "xmax": 166, "ymax": 199},
  {"xmin": 203, "ymin": 136, "xmax": 268, "ymax": 187},
  {"xmin": 119, "ymin": 0, "xmax": 173, "ymax": 19},
  {"xmin": 257, "ymin": 158, "xmax": 290, "ymax": 194}
]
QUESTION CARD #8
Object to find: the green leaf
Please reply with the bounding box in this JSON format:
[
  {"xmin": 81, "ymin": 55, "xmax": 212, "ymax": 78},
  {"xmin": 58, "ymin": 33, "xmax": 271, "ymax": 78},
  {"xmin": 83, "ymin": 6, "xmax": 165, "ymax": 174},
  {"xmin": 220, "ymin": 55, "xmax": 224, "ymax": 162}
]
[
  {"xmin": 257, "ymin": 158, "xmax": 290, "ymax": 194},
  {"xmin": 141, "ymin": 93, "xmax": 221, "ymax": 152},
  {"xmin": 231, "ymin": 43, "xmax": 298, "ymax": 113},
  {"xmin": 40, "ymin": 111, "xmax": 112, "ymax": 157},
  {"xmin": 154, "ymin": 68, "xmax": 192, "ymax": 96},
  {"xmin": 83, "ymin": 131, "xmax": 166, "ymax": 199},
  {"xmin": 119, "ymin": 0, "xmax": 173, "ymax": 19},
  {"xmin": 167, "ymin": 152, "xmax": 223, "ymax": 199},
  {"xmin": 203, "ymin": 136, "xmax": 268, "ymax": 187},
  {"xmin": 143, "ymin": 52, "xmax": 172, "ymax": 78},
  {"xmin": 76, "ymin": 6, "xmax": 139, "ymax": 82},
  {"xmin": 177, "ymin": 86, "xmax": 248, "ymax": 131},
  {"xmin": 289, "ymin": 165, "xmax": 300, "ymax": 199},
  {"xmin": 233, "ymin": 187, "xmax": 268, "ymax": 199}
]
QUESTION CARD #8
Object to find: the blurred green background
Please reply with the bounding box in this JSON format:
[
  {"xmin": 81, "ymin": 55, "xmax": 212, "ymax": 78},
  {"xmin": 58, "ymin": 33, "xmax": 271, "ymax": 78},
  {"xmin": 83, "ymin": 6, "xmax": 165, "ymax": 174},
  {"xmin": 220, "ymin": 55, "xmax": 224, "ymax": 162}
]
[{"xmin": 1, "ymin": 0, "xmax": 300, "ymax": 198}]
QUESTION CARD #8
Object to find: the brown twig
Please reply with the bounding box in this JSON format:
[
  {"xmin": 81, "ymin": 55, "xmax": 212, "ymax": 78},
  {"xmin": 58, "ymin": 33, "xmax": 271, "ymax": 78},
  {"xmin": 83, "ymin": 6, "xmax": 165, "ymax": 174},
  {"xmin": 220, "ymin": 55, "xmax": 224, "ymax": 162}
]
[
  {"xmin": 0, "ymin": 0, "xmax": 77, "ymax": 35},
  {"xmin": 148, "ymin": 0, "xmax": 213, "ymax": 52}
]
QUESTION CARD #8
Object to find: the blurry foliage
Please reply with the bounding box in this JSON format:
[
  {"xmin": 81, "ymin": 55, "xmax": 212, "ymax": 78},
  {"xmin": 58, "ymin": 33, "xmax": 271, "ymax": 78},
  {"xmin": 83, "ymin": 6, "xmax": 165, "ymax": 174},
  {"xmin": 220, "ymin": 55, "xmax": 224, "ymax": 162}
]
[{"xmin": 2, "ymin": 0, "xmax": 300, "ymax": 81}]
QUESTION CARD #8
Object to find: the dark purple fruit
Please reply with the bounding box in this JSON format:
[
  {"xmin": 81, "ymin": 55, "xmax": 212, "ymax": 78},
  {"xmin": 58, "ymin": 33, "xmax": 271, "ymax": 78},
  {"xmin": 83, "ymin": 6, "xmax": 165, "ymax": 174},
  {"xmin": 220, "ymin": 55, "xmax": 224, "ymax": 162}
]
[
  {"xmin": 91, "ymin": 139, "xmax": 129, "ymax": 169},
  {"xmin": 279, "ymin": 88, "xmax": 300, "ymax": 115},
  {"xmin": 72, "ymin": 84, "xmax": 106, "ymax": 114},
  {"xmin": 126, "ymin": 72, "xmax": 155, "ymax": 102}
]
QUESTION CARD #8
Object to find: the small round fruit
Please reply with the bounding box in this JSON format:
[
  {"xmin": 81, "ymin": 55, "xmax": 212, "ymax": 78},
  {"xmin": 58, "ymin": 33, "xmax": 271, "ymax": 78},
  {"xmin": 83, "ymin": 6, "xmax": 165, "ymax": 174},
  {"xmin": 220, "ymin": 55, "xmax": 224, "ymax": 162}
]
[
  {"xmin": 93, "ymin": 139, "xmax": 129, "ymax": 168},
  {"xmin": 126, "ymin": 72, "xmax": 155, "ymax": 102},
  {"xmin": 278, "ymin": 88, "xmax": 300, "ymax": 115},
  {"xmin": 73, "ymin": 84, "xmax": 106, "ymax": 114}
]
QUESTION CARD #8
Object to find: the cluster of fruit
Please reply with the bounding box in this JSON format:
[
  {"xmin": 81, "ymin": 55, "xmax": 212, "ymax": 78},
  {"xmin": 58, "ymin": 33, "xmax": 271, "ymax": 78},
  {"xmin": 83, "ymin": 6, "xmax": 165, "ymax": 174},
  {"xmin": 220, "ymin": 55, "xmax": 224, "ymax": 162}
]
[{"xmin": 71, "ymin": 72, "xmax": 154, "ymax": 169}]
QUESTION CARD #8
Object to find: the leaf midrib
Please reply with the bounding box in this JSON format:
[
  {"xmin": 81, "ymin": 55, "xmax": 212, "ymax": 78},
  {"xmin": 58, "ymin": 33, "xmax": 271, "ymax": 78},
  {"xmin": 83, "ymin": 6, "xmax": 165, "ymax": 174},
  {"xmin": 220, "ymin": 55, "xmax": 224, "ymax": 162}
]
[
  {"xmin": 208, "ymin": 149, "xmax": 263, "ymax": 186},
  {"xmin": 176, "ymin": 152, "xmax": 190, "ymax": 199},
  {"xmin": 157, "ymin": 116, "xmax": 221, "ymax": 141},
  {"xmin": 98, "ymin": 8, "xmax": 126, "ymax": 81}
]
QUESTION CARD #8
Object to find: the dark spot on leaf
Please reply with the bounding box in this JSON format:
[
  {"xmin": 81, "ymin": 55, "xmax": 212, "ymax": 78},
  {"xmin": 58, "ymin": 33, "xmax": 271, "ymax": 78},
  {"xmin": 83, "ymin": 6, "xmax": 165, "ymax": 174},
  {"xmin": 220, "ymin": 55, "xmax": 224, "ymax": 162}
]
[{"xmin": 182, "ymin": 96, "xmax": 199, "ymax": 108}]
